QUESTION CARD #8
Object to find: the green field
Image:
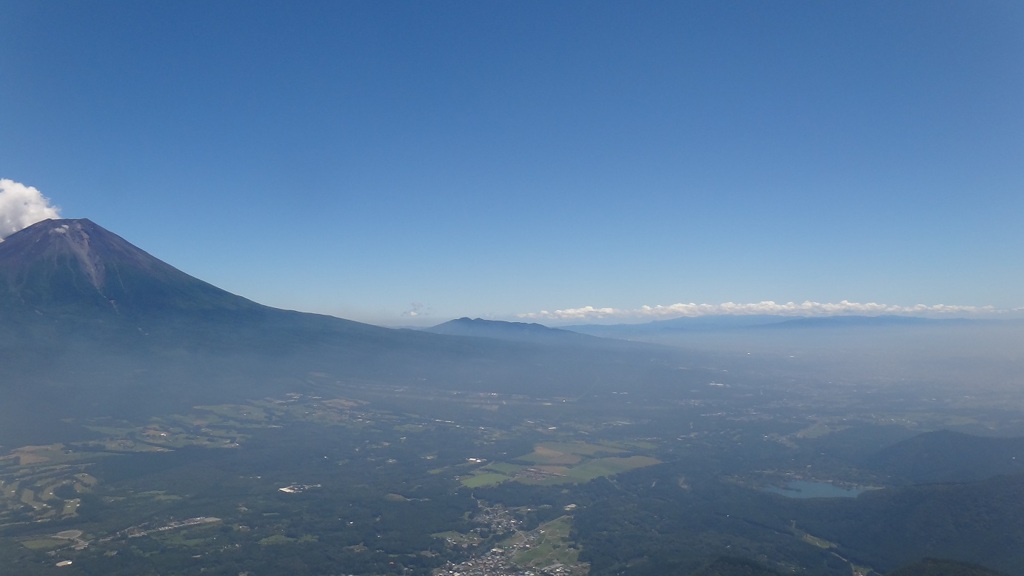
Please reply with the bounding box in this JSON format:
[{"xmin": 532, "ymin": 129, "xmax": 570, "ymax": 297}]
[
  {"xmin": 565, "ymin": 455, "xmax": 661, "ymax": 481},
  {"xmin": 20, "ymin": 537, "xmax": 66, "ymax": 551},
  {"xmin": 509, "ymin": 516, "xmax": 584, "ymax": 572},
  {"xmin": 462, "ymin": 472, "xmax": 508, "ymax": 488},
  {"xmin": 483, "ymin": 462, "xmax": 524, "ymax": 474},
  {"xmin": 516, "ymin": 441, "xmax": 624, "ymax": 465},
  {"xmin": 459, "ymin": 441, "xmax": 660, "ymax": 487}
]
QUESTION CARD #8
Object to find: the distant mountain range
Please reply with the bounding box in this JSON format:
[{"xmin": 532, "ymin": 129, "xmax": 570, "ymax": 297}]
[
  {"xmin": 566, "ymin": 314, "xmax": 991, "ymax": 339},
  {"xmin": 424, "ymin": 317, "xmax": 605, "ymax": 345}
]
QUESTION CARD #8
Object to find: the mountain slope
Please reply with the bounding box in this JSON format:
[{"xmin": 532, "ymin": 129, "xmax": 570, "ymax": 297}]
[
  {"xmin": 790, "ymin": 472, "xmax": 1024, "ymax": 574},
  {"xmin": 0, "ymin": 218, "xmax": 261, "ymax": 317},
  {"xmin": 866, "ymin": 430, "xmax": 1024, "ymax": 484}
]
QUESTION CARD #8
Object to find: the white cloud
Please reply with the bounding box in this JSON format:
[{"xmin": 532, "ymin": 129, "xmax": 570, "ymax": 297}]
[
  {"xmin": 527, "ymin": 306, "xmax": 619, "ymax": 320},
  {"xmin": 402, "ymin": 302, "xmax": 429, "ymax": 318},
  {"xmin": 0, "ymin": 179, "xmax": 61, "ymax": 240},
  {"xmin": 518, "ymin": 300, "xmax": 999, "ymax": 322}
]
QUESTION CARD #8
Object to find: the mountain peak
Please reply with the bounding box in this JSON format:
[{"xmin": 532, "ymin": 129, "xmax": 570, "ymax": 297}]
[
  {"xmin": 26, "ymin": 219, "xmax": 106, "ymax": 290},
  {"xmin": 0, "ymin": 218, "xmax": 261, "ymax": 317}
]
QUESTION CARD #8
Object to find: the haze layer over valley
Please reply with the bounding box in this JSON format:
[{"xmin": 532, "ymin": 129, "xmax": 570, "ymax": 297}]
[{"xmin": 0, "ymin": 218, "xmax": 1021, "ymax": 576}]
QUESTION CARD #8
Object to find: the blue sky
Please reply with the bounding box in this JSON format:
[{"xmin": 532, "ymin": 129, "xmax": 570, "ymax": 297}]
[{"xmin": 2, "ymin": 1, "xmax": 1022, "ymax": 325}]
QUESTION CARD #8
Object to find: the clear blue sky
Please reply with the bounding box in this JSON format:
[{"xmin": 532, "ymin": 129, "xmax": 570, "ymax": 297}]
[{"xmin": 2, "ymin": 1, "xmax": 1022, "ymax": 325}]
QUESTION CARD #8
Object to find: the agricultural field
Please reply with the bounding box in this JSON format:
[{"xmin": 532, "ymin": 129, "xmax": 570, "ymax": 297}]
[
  {"xmin": 508, "ymin": 515, "xmax": 585, "ymax": 571},
  {"xmin": 459, "ymin": 441, "xmax": 661, "ymax": 487}
]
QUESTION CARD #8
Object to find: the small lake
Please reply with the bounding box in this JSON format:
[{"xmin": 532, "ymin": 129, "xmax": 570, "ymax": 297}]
[{"xmin": 763, "ymin": 480, "xmax": 870, "ymax": 499}]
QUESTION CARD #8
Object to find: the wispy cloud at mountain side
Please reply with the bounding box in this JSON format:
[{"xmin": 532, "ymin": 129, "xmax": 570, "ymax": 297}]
[
  {"xmin": 518, "ymin": 300, "xmax": 1000, "ymax": 322},
  {"xmin": 0, "ymin": 179, "xmax": 61, "ymax": 241}
]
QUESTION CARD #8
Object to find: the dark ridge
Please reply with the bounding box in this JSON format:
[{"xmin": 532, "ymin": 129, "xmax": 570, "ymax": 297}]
[{"xmin": 866, "ymin": 430, "xmax": 1024, "ymax": 484}]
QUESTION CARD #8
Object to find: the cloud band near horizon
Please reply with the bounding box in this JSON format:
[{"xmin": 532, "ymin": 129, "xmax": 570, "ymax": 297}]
[{"xmin": 517, "ymin": 300, "xmax": 1001, "ymax": 322}]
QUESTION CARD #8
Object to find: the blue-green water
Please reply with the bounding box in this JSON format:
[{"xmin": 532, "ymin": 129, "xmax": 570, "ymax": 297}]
[{"xmin": 763, "ymin": 480, "xmax": 868, "ymax": 499}]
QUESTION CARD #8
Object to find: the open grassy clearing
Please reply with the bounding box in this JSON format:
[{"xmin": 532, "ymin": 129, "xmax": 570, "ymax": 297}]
[
  {"xmin": 791, "ymin": 524, "xmax": 838, "ymax": 550},
  {"xmin": 194, "ymin": 404, "xmax": 272, "ymax": 423},
  {"xmin": 2, "ymin": 480, "xmax": 18, "ymax": 498},
  {"xmin": 483, "ymin": 462, "xmax": 523, "ymax": 474},
  {"xmin": 508, "ymin": 516, "xmax": 583, "ymax": 571},
  {"xmin": 459, "ymin": 440, "xmax": 661, "ymax": 487},
  {"xmin": 5, "ymin": 444, "xmax": 83, "ymax": 466},
  {"xmin": 542, "ymin": 441, "xmax": 625, "ymax": 456},
  {"xmin": 81, "ymin": 421, "xmax": 240, "ymax": 452},
  {"xmin": 432, "ymin": 530, "xmax": 482, "ymax": 547},
  {"xmin": 20, "ymin": 537, "xmax": 66, "ymax": 551},
  {"xmin": 516, "ymin": 441, "xmax": 629, "ymax": 464},
  {"xmin": 156, "ymin": 524, "xmax": 224, "ymax": 548},
  {"xmin": 135, "ymin": 490, "xmax": 183, "ymax": 502},
  {"xmin": 517, "ymin": 445, "xmax": 582, "ymax": 466},
  {"xmin": 461, "ymin": 472, "xmax": 508, "ymax": 488},
  {"xmin": 564, "ymin": 455, "xmax": 661, "ymax": 481},
  {"xmin": 259, "ymin": 533, "xmax": 318, "ymax": 546},
  {"xmin": 613, "ymin": 439, "xmax": 657, "ymax": 451},
  {"xmin": 61, "ymin": 498, "xmax": 81, "ymax": 515}
]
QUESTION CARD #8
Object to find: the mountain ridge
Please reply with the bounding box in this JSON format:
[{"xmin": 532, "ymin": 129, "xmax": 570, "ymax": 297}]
[
  {"xmin": 566, "ymin": 314, "xmax": 992, "ymax": 338},
  {"xmin": 866, "ymin": 430, "xmax": 1024, "ymax": 484},
  {"xmin": 425, "ymin": 316, "xmax": 604, "ymax": 345}
]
